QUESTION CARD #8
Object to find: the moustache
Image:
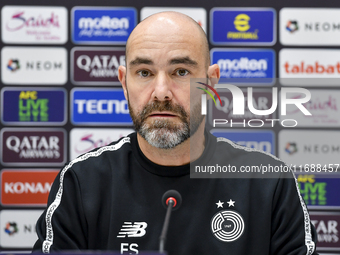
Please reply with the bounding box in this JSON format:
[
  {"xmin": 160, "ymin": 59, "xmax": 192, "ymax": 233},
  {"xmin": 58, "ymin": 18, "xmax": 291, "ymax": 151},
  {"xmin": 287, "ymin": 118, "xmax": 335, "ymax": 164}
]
[{"xmin": 138, "ymin": 101, "xmax": 188, "ymax": 123}]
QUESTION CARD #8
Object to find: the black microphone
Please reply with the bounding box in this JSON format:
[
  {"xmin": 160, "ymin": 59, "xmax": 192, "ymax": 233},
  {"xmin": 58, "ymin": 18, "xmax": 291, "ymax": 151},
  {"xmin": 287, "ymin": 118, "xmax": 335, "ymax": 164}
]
[{"xmin": 159, "ymin": 190, "xmax": 182, "ymax": 254}]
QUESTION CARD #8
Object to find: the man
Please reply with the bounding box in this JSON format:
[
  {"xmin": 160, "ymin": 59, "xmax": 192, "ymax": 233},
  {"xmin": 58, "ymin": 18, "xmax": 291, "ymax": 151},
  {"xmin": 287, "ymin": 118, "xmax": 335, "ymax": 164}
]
[{"xmin": 33, "ymin": 12, "xmax": 318, "ymax": 254}]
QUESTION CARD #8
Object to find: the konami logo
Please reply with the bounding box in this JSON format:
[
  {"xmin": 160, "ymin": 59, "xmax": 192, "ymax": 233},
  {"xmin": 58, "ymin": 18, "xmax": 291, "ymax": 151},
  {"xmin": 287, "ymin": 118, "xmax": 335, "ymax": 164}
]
[
  {"xmin": 280, "ymin": 49, "xmax": 340, "ymax": 86},
  {"xmin": 1, "ymin": 170, "xmax": 59, "ymax": 206}
]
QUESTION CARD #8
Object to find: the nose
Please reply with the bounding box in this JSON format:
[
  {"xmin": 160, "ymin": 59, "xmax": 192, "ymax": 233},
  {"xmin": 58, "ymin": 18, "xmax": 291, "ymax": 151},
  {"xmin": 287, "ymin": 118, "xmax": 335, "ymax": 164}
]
[{"xmin": 151, "ymin": 72, "xmax": 173, "ymax": 101}]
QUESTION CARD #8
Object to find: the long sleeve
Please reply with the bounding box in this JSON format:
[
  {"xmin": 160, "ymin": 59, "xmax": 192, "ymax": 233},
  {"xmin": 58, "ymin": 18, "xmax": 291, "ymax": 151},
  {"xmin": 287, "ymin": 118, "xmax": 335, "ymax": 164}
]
[
  {"xmin": 33, "ymin": 166, "xmax": 88, "ymax": 253},
  {"xmin": 270, "ymin": 173, "xmax": 318, "ymax": 255}
]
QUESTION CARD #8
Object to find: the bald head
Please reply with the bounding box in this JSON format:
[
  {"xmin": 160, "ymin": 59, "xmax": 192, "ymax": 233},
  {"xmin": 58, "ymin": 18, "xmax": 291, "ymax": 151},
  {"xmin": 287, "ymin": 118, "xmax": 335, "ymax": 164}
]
[{"xmin": 125, "ymin": 11, "xmax": 210, "ymax": 68}]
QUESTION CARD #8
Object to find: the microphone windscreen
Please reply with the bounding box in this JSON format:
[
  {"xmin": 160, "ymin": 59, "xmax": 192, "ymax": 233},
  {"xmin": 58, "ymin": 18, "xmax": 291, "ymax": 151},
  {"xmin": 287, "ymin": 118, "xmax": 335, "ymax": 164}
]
[{"xmin": 162, "ymin": 190, "xmax": 182, "ymax": 211}]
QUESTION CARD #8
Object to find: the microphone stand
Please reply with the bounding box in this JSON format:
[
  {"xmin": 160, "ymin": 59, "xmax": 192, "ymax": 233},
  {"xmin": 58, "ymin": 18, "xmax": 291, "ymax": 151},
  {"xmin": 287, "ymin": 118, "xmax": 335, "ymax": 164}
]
[{"xmin": 159, "ymin": 199, "xmax": 175, "ymax": 254}]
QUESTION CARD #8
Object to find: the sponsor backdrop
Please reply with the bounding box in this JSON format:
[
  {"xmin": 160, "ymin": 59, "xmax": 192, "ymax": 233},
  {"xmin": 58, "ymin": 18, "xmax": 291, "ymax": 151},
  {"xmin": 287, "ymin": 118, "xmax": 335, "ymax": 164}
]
[{"xmin": 0, "ymin": 0, "xmax": 339, "ymax": 253}]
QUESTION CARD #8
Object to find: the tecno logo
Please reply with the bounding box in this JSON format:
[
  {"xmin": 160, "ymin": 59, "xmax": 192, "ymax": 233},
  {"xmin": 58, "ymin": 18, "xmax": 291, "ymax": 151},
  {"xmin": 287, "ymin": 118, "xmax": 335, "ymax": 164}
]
[
  {"xmin": 211, "ymin": 130, "xmax": 275, "ymax": 155},
  {"xmin": 1, "ymin": 170, "xmax": 59, "ymax": 206},
  {"xmin": 74, "ymin": 99, "xmax": 129, "ymax": 114},
  {"xmin": 71, "ymin": 47, "xmax": 125, "ymax": 85},
  {"xmin": 280, "ymin": 49, "xmax": 340, "ymax": 85},
  {"xmin": 71, "ymin": 89, "xmax": 133, "ymax": 125}
]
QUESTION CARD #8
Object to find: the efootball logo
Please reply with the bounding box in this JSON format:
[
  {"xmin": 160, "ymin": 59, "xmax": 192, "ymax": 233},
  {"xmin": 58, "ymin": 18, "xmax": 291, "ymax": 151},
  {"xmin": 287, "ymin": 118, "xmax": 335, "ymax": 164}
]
[{"xmin": 117, "ymin": 222, "xmax": 147, "ymax": 238}]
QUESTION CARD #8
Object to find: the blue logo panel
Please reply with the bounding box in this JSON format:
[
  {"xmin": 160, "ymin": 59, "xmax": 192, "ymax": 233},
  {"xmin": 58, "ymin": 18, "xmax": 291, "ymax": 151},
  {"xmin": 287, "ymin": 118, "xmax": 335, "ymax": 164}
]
[
  {"xmin": 1, "ymin": 88, "xmax": 66, "ymax": 125},
  {"xmin": 297, "ymin": 173, "xmax": 340, "ymax": 209},
  {"xmin": 211, "ymin": 129, "xmax": 275, "ymax": 155},
  {"xmin": 211, "ymin": 8, "xmax": 276, "ymax": 45},
  {"xmin": 211, "ymin": 49, "xmax": 275, "ymax": 84},
  {"xmin": 72, "ymin": 7, "xmax": 136, "ymax": 44},
  {"xmin": 71, "ymin": 89, "xmax": 133, "ymax": 125}
]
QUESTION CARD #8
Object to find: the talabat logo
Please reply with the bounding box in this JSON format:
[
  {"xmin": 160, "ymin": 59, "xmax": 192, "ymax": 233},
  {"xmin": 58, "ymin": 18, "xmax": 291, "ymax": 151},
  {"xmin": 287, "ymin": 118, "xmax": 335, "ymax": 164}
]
[
  {"xmin": 71, "ymin": 88, "xmax": 132, "ymax": 125},
  {"xmin": 211, "ymin": 130, "xmax": 275, "ymax": 155},
  {"xmin": 0, "ymin": 210, "xmax": 43, "ymax": 248},
  {"xmin": 72, "ymin": 7, "xmax": 136, "ymax": 44},
  {"xmin": 211, "ymin": 49, "xmax": 275, "ymax": 84},
  {"xmin": 1, "ymin": 6, "xmax": 67, "ymax": 44},
  {"xmin": 280, "ymin": 89, "xmax": 340, "ymax": 127},
  {"xmin": 280, "ymin": 8, "xmax": 340, "ymax": 45},
  {"xmin": 297, "ymin": 173, "xmax": 340, "ymax": 209},
  {"xmin": 1, "ymin": 88, "xmax": 67, "ymax": 125},
  {"xmin": 280, "ymin": 49, "xmax": 340, "ymax": 86},
  {"xmin": 0, "ymin": 128, "xmax": 66, "ymax": 166},
  {"xmin": 310, "ymin": 212, "xmax": 340, "ymax": 250},
  {"xmin": 71, "ymin": 47, "xmax": 125, "ymax": 85},
  {"xmin": 197, "ymin": 82, "xmax": 311, "ymax": 128},
  {"xmin": 210, "ymin": 8, "xmax": 276, "ymax": 45},
  {"xmin": 70, "ymin": 128, "xmax": 134, "ymax": 159},
  {"xmin": 1, "ymin": 170, "xmax": 59, "ymax": 206},
  {"xmin": 1, "ymin": 47, "xmax": 67, "ymax": 85}
]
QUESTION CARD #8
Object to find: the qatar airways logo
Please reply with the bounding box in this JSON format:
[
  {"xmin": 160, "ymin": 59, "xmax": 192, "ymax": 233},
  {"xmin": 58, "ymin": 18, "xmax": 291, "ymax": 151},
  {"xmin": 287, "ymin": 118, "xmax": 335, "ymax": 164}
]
[{"xmin": 198, "ymin": 83, "xmax": 312, "ymax": 128}]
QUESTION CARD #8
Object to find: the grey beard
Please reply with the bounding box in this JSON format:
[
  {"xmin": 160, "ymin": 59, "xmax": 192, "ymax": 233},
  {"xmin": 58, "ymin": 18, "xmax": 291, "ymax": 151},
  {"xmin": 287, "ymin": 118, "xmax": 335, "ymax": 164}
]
[{"xmin": 138, "ymin": 119, "xmax": 190, "ymax": 149}]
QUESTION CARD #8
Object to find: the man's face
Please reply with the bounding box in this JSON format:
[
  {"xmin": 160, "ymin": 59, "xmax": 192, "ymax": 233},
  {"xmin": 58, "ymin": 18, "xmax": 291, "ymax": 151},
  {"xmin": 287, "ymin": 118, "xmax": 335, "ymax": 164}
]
[{"xmin": 120, "ymin": 18, "xmax": 208, "ymax": 149}]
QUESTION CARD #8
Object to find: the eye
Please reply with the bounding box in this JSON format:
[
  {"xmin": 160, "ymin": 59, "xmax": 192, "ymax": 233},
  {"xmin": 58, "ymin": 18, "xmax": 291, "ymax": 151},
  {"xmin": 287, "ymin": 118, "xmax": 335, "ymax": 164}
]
[
  {"xmin": 176, "ymin": 69, "xmax": 189, "ymax": 76},
  {"xmin": 137, "ymin": 70, "xmax": 150, "ymax": 77}
]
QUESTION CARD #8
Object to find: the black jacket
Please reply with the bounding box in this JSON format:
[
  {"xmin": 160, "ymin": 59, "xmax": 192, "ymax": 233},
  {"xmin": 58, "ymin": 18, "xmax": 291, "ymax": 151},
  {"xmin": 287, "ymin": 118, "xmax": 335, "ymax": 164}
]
[{"xmin": 33, "ymin": 131, "xmax": 318, "ymax": 254}]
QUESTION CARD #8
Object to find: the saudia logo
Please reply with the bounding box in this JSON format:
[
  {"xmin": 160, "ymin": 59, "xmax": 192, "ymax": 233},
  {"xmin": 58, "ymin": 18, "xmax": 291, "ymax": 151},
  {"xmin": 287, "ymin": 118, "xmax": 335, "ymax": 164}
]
[
  {"xmin": 227, "ymin": 14, "xmax": 258, "ymax": 40},
  {"xmin": 198, "ymin": 83, "xmax": 312, "ymax": 127},
  {"xmin": 6, "ymin": 11, "xmax": 60, "ymax": 31},
  {"xmin": 18, "ymin": 91, "xmax": 48, "ymax": 122},
  {"xmin": 287, "ymin": 95, "xmax": 338, "ymax": 114}
]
